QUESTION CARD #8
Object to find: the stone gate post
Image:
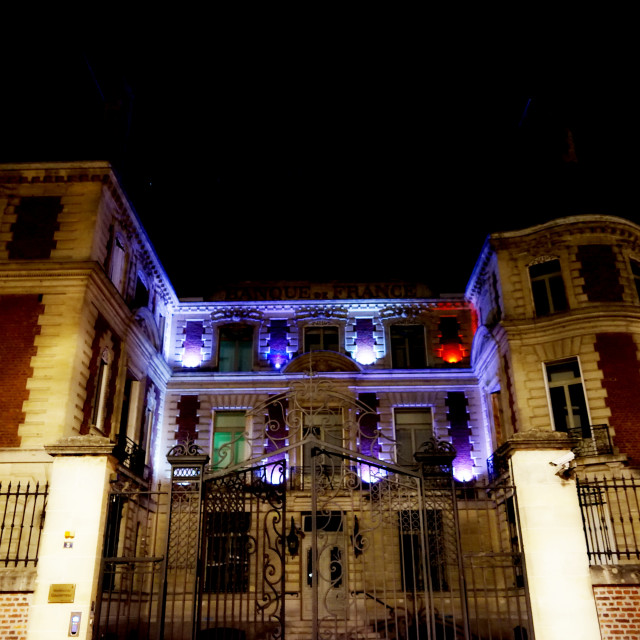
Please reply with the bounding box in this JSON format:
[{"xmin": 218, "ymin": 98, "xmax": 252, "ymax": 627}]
[
  {"xmin": 26, "ymin": 436, "xmax": 115, "ymax": 640},
  {"xmin": 501, "ymin": 431, "xmax": 601, "ymax": 640}
]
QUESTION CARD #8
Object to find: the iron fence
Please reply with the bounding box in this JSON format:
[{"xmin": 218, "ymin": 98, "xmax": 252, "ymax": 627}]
[
  {"xmin": 0, "ymin": 481, "xmax": 48, "ymax": 567},
  {"xmin": 577, "ymin": 475, "xmax": 640, "ymax": 565}
]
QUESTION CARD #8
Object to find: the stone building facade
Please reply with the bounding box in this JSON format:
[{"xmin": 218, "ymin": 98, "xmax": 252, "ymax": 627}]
[{"xmin": 1, "ymin": 162, "xmax": 639, "ymax": 639}]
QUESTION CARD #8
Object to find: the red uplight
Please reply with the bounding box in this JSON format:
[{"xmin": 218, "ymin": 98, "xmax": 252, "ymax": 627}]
[{"xmin": 440, "ymin": 342, "xmax": 464, "ymax": 364}]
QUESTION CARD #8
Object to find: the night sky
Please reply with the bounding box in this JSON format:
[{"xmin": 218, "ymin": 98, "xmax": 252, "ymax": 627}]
[{"xmin": 2, "ymin": 31, "xmax": 637, "ymax": 299}]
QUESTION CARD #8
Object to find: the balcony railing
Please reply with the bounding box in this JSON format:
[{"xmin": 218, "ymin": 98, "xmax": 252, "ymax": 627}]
[
  {"xmin": 487, "ymin": 449, "xmax": 510, "ymax": 484},
  {"xmin": 113, "ymin": 435, "xmax": 147, "ymax": 479},
  {"xmin": 569, "ymin": 424, "xmax": 614, "ymax": 458}
]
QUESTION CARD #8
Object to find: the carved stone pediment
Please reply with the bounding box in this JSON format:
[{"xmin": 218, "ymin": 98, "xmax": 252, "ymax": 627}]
[{"xmin": 284, "ymin": 351, "xmax": 361, "ymax": 373}]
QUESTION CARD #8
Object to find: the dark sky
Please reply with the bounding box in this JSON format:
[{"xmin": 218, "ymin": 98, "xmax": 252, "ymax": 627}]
[{"xmin": 2, "ymin": 32, "xmax": 637, "ymax": 298}]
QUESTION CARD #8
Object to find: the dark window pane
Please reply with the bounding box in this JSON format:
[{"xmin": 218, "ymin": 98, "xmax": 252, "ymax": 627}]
[
  {"xmin": 548, "ymin": 277, "xmax": 568, "ymax": 312},
  {"xmin": 549, "ymin": 386, "xmax": 569, "ymax": 431},
  {"xmin": 531, "ymin": 280, "xmax": 551, "ymax": 315},
  {"xmin": 391, "ymin": 325, "xmax": 426, "ymax": 369}
]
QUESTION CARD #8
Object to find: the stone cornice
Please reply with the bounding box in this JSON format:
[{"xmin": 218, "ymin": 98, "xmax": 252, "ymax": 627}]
[
  {"xmin": 495, "ymin": 430, "xmax": 575, "ymax": 458},
  {"xmin": 500, "ymin": 307, "xmax": 640, "ymax": 344},
  {"xmin": 491, "ymin": 214, "xmax": 640, "ymax": 245},
  {"xmin": 45, "ymin": 435, "xmax": 115, "ymax": 457},
  {"xmin": 174, "ymin": 299, "xmax": 468, "ymax": 315}
]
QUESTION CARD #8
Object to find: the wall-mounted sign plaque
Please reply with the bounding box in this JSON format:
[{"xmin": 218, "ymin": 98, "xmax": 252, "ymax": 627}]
[{"xmin": 48, "ymin": 583, "xmax": 76, "ymax": 603}]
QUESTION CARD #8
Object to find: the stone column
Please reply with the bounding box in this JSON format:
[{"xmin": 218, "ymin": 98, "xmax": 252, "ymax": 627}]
[
  {"xmin": 27, "ymin": 436, "xmax": 114, "ymax": 640},
  {"xmin": 502, "ymin": 431, "xmax": 601, "ymax": 640}
]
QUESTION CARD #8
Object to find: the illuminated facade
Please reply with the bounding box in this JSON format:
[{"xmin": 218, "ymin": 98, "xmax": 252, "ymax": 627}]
[{"xmin": 1, "ymin": 162, "xmax": 640, "ymax": 639}]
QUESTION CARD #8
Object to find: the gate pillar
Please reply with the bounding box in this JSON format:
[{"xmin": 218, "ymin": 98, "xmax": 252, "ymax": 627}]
[
  {"xmin": 163, "ymin": 439, "xmax": 209, "ymax": 640},
  {"xmin": 499, "ymin": 431, "xmax": 601, "ymax": 640},
  {"xmin": 27, "ymin": 435, "xmax": 115, "ymax": 640}
]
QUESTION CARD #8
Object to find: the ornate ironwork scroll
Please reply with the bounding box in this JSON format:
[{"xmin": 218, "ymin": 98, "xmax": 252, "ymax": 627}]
[{"xmin": 199, "ymin": 461, "xmax": 286, "ymax": 640}]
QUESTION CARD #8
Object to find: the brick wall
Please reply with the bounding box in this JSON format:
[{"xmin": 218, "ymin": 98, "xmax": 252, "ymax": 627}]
[
  {"xmin": 578, "ymin": 244, "xmax": 624, "ymax": 302},
  {"xmin": 0, "ymin": 295, "xmax": 43, "ymax": 447},
  {"xmin": 595, "ymin": 332, "xmax": 640, "ymax": 463},
  {"xmin": 0, "ymin": 593, "xmax": 30, "ymax": 640},
  {"xmin": 594, "ymin": 585, "xmax": 640, "ymax": 639}
]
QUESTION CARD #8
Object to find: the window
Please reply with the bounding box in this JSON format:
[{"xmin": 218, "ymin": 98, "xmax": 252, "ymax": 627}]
[
  {"xmin": 529, "ymin": 259, "xmax": 567, "ymax": 316},
  {"xmin": 218, "ymin": 324, "xmax": 253, "ymax": 371},
  {"xmin": 578, "ymin": 245, "xmax": 623, "ymax": 302},
  {"xmin": 399, "ymin": 510, "xmax": 448, "ymax": 592},
  {"xmin": 203, "ymin": 512, "xmax": 250, "ymax": 592},
  {"xmin": 113, "ymin": 373, "xmax": 149, "ymax": 477},
  {"xmin": 631, "ymin": 259, "xmax": 640, "ymax": 300},
  {"xmin": 91, "ymin": 348, "xmax": 111, "ymax": 432},
  {"xmin": 546, "ymin": 358, "xmax": 590, "ymax": 437},
  {"xmin": 394, "ymin": 409, "xmax": 432, "ymax": 465},
  {"xmin": 302, "ymin": 410, "xmax": 343, "ymax": 469},
  {"xmin": 304, "ymin": 325, "xmax": 339, "ymax": 352},
  {"xmin": 132, "ymin": 274, "xmax": 149, "ymax": 309},
  {"xmin": 8, "ymin": 196, "xmax": 61, "ymax": 259},
  {"xmin": 108, "ymin": 233, "xmax": 127, "ymax": 293},
  {"xmin": 390, "ymin": 325, "xmax": 427, "ymax": 368},
  {"xmin": 212, "ymin": 411, "xmax": 246, "ymax": 469}
]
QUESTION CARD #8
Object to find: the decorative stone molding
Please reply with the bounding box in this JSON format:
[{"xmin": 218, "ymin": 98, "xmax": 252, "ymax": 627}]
[
  {"xmin": 495, "ymin": 430, "xmax": 575, "ymax": 458},
  {"xmin": 210, "ymin": 307, "xmax": 263, "ymax": 323},
  {"xmin": 284, "ymin": 351, "xmax": 361, "ymax": 373},
  {"xmin": 44, "ymin": 435, "xmax": 115, "ymax": 457},
  {"xmin": 294, "ymin": 305, "xmax": 350, "ymax": 321}
]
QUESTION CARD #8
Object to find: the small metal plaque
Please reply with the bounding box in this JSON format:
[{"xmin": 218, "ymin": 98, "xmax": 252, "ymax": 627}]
[{"xmin": 48, "ymin": 583, "xmax": 76, "ymax": 603}]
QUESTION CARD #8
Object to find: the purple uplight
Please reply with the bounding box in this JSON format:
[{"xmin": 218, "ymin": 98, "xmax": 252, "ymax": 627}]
[{"xmin": 453, "ymin": 464, "xmax": 474, "ymax": 483}]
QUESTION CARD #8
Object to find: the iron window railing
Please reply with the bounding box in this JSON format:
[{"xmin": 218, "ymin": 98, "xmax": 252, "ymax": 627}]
[
  {"xmin": 577, "ymin": 475, "xmax": 640, "ymax": 564},
  {"xmin": 0, "ymin": 481, "xmax": 48, "ymax": 567},
  {"xmin": 569, "ymin": 423, "xmax": 614, "ymax": 457},
  {"xmin": 113, "ymin": 435, "xmax": 147, "ymax": 478}
]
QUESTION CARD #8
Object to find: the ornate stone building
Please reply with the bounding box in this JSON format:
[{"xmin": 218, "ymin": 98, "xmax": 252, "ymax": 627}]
[{"xmin": 1, "ymin": 162, "xmax": 639, "ymax": 639}]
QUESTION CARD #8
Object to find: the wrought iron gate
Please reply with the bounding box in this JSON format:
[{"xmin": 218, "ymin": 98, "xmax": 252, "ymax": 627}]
[
  {"xmin": 198, "ymin": 461, "xmax": 286, "ymax": 639},
  {"xmin": 94, "ymin": 481, "xmax": 169, "ymax": 639},
  {"xmin": 94, "ymin": 376, "xmax": 533, "ymax": 639}
]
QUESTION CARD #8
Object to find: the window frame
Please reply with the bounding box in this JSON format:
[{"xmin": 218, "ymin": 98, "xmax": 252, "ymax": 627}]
[
  {"xmin": 303, "ymin": 324, "xmax": 340, "ymax": 353},
  {"xmin": 91, "ymin": 347, "xmax": 112, "ymax": 433},
  {"xmin": 528, "ymin": 258, "xmax": 568, "ymax": 316},
  {"xmin": 393, "ymin": 408, "xmax": 433, "ymax": 466},
  {"xmin": 390, "ymin": 323, "xmax": 428, "ymax": 369},
  {"xmin": 108, "ymin": 232, "xmax": 128, "ymax": 294},
  {"xmin": 544, "ymin": 357, "xmax": 591, "ymax": 437},
  {"xmin": 212, "ymin": 410, "xmax": 247, "ymax": 469},
  {"xmin": 217, "ymin": 324, "xmax": 254, "ymax": 372}
]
